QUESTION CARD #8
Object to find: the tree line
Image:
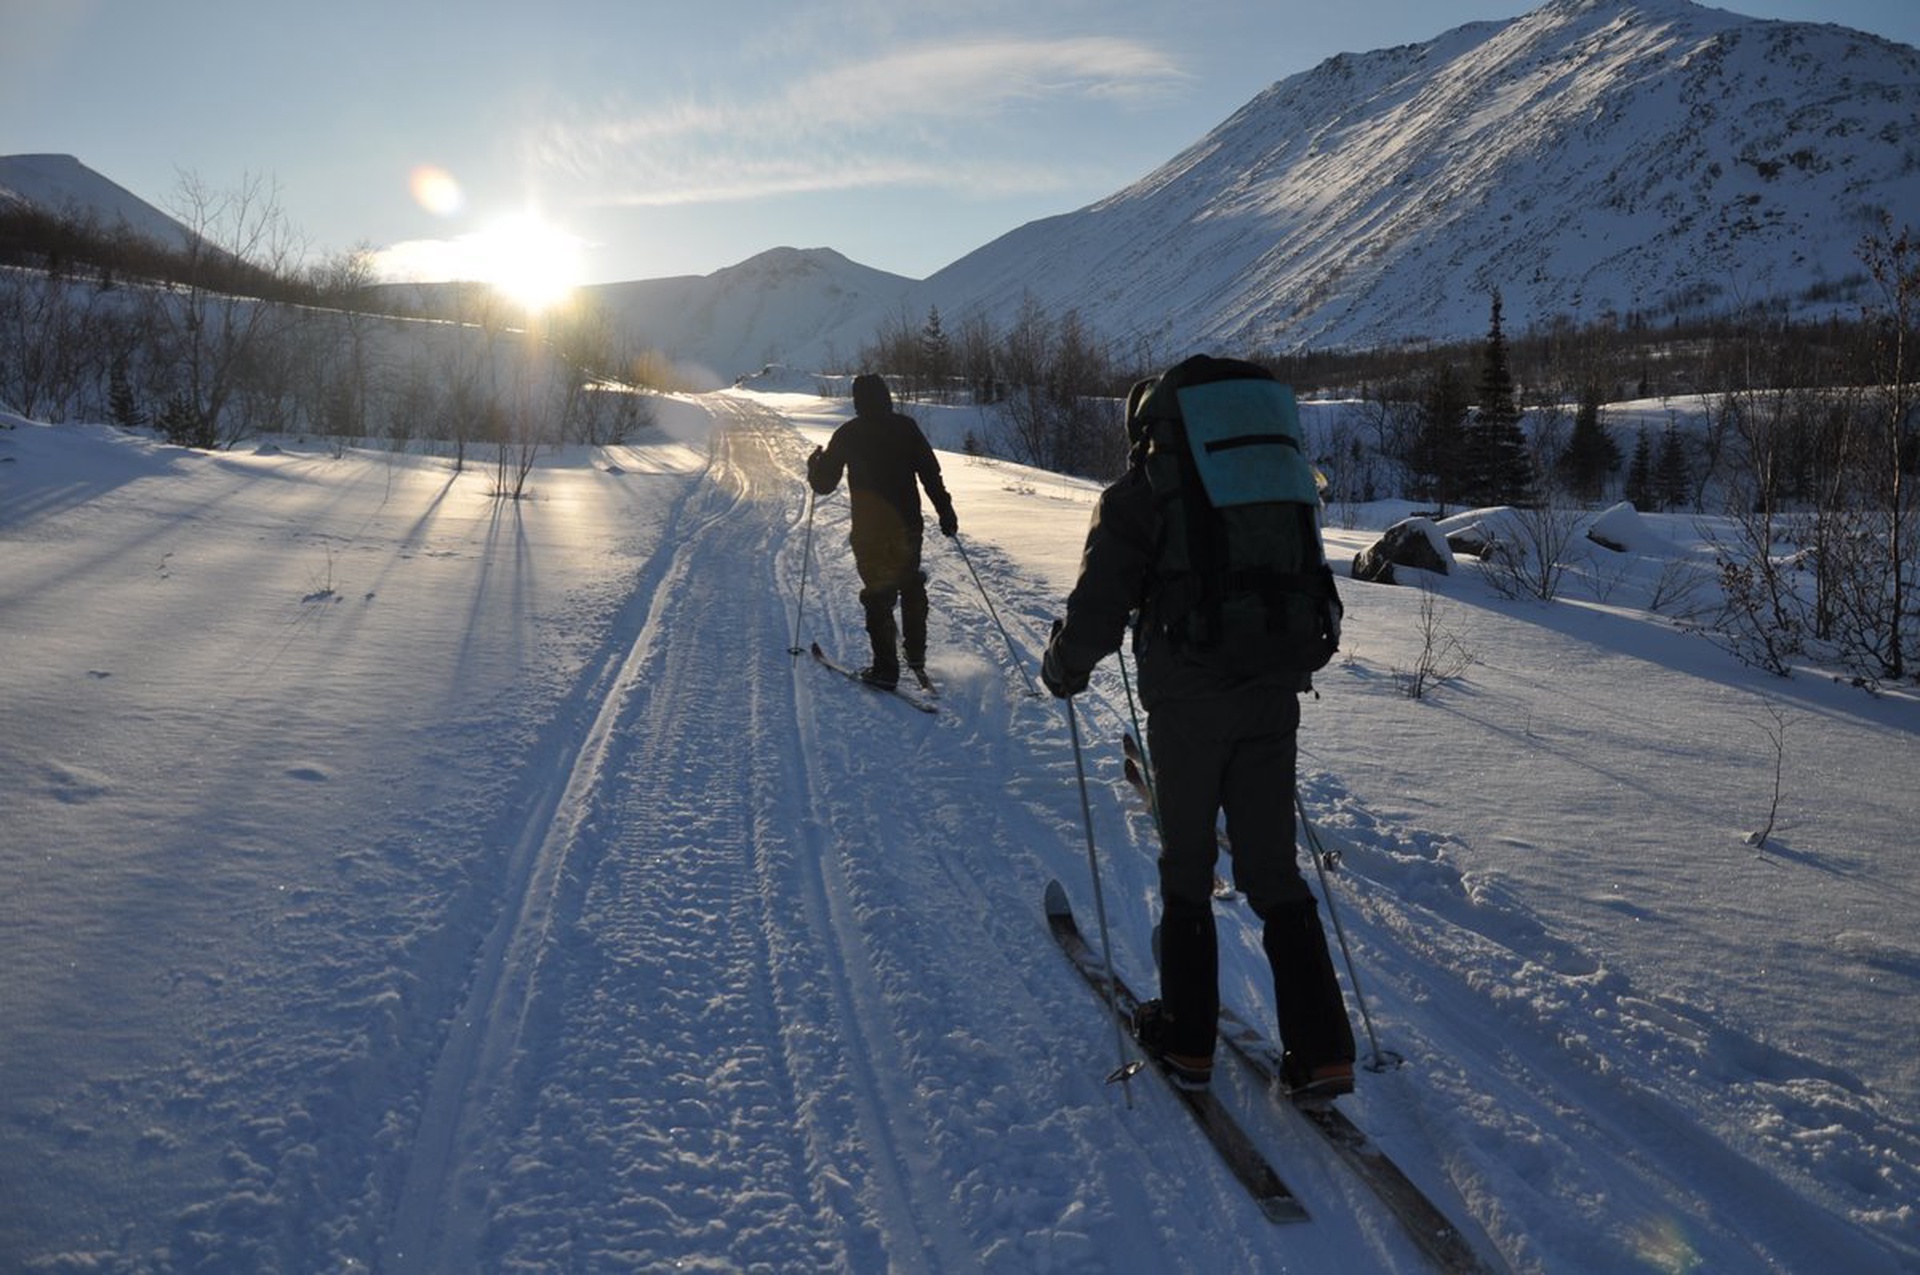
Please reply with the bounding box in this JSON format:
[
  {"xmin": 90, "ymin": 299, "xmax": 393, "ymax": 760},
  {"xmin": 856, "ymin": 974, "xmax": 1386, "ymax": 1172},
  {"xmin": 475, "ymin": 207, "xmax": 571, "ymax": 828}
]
[
  {"xmin": 1, "ymin": 174, "xmax": 657, "ymax": 489},
  {"xmin": 4, "ymin": 178, "xmax": 1913, "ymax": 680},
  {"xmin": 854, "ymin": 223, "xmax": 1916, "ymax": 686}
]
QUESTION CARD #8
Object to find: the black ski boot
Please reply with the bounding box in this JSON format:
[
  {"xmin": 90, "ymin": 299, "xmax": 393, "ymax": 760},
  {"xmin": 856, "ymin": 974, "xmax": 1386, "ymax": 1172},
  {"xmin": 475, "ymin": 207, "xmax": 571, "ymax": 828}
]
[{"xmin": 1133, "ymin": 999, "xmax": 1214, "ymax": 1091}]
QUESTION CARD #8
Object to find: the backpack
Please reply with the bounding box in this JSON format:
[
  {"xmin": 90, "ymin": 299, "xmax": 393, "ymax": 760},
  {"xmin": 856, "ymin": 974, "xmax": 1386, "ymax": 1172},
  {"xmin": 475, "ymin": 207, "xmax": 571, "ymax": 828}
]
[{"xmin": 1131, "ymin": 355, "xmax": 1342, "ymax": 680}]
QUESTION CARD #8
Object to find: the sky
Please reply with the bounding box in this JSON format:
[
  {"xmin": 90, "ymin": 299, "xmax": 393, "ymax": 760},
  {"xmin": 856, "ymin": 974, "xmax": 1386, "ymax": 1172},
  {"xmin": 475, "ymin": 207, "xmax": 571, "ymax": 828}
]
[{"xmin": 4, "ymin": 0, "xmax": 1919, "ymax": 292}]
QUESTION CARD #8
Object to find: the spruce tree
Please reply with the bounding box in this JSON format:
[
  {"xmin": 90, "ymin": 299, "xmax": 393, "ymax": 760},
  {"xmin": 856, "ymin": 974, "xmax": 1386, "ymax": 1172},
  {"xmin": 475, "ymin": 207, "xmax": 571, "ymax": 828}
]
[
  {"xmin": 108, "ymin": 361, "xmax": 146, "ymax": 429},
  {"xmin": 919, "ymin": 306, "xmax": 951, "ymax": 395},
  {"xmin": 1411, "ymin": 362, "xmax": 1472, "ymax": 513},
  {"xmin": 1624, "ymin": 426, "xmax": 1656, "ymax": 510},
  {"xmin": 1468, "ymin": 291, "xmax": 1535, "ymax": 506},
  {"xmin": 1557, "ymin": 381, "xmax": 1621, "ymax": 503},
  {"xmin": 1656, "ymin": 423, "xmax": 1692, "ymax": 511}
]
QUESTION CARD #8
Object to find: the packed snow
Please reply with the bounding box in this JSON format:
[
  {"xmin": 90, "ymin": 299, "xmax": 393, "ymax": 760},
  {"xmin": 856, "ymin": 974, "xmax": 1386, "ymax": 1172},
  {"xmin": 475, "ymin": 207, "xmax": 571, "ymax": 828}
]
[{"xmin": 2, "ymin": 388, "xmax": 1916, "ymax": 1273}]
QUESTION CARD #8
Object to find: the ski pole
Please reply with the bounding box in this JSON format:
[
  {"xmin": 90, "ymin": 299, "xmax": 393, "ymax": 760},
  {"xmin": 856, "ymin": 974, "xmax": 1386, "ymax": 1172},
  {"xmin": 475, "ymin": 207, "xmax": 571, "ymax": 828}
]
[
  {"xmin": 953, "ymin": 534, "xmax": 1043, "ymax": 697},
  {"xmin": 1296, "ymin": 787, "xmax": 1403, "ymax": 1073},
  {"xmin": 788, "ymin": 487, "xmax": 817, "ymax": 656},
  {"xmin": 1066, "ymin": 691, "xmax": 1141, "ymax": 1106}
]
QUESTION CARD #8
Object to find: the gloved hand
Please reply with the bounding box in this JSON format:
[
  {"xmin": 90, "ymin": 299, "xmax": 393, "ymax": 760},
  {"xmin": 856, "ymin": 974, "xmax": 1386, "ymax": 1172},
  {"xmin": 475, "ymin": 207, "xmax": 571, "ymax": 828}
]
[
  {"xmin": 939, "ymin": 508, "xmax": 958, "ymax": 538},
  {"xmin": 1041, "ymin": 620, "xmax": 1088, "ymax": 698}
]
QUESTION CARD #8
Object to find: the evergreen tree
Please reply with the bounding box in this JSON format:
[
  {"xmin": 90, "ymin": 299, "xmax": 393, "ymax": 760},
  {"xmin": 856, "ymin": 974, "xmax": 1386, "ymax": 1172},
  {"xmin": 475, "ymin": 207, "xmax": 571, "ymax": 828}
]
[
  {"xmin": 157, "ymin": 393, "xmax": 214, "ymax": 449},
  {"xmin": 1624, "ymin": 426, "xmax": 1656, "ymax": 509},
  {"xmin": 1466, "ymin": 291, "xmax": 1535, "ymax": 506},
  {"xmin": 108, "ymin": 360, "xmax": 146, "ymax": 429},
  {"xmin": 919, "ymin": 306, "xmax": 952, "ymax": 399},
  {"xmin": 1557, "ymin": 381, "xmax": 1621, "ymax": 502},
  {"xmin": 1656, "ymin": 422, "xmax": 1692, "ymax": 511},
  {"xmin": 1410, "ymin": 362, "xmax": 1472, "ymax": 513}
]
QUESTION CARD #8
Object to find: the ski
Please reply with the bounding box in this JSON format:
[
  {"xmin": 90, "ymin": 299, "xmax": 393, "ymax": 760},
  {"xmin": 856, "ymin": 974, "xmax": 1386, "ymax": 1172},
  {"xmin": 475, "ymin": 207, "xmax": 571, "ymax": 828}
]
[
  {"xmin": 1118, "ymin": 733, "xmax": 1485, "ymax": 1267},
  {"xmin": 810, "ymin": 642, "xmax": 938, "ymax": 714},
  {"xmin": 1043, "ymin": 879, "xmax": 1308, "ymax": 1224},
  {"xmin": 1214, "ymin": 1002, "xmax": 1496, "ymax": 1274}
]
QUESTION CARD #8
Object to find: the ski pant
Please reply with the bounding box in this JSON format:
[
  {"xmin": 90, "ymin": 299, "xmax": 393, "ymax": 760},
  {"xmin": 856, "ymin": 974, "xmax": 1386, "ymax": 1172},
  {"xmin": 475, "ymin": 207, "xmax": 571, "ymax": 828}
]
[
  {"xmin": 1147, "ymin": 685, "xmax": 1355, "ymax": 1069},
  {"xmin": 852, "ymin": 524, "xmax": 928, "ymax": 678}
]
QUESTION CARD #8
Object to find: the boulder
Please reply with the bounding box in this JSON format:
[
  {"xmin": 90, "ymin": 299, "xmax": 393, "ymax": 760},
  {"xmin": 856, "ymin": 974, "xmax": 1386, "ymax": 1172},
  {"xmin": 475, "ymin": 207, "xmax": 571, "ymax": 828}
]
[
  {"xmin": 1586, "ymin": 501, "xmax": 1654, "ymax": 553},
  {"xmin": 1351, "ymin": 517, "xmax": 1454, "ymax": 584}
]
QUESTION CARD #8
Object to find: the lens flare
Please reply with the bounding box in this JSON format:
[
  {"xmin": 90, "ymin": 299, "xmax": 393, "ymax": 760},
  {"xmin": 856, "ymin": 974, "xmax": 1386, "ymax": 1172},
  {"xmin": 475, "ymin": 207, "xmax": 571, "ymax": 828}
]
[{"xmin": 409, "ymin": 166, "xmax": 464, "ymax": 217}]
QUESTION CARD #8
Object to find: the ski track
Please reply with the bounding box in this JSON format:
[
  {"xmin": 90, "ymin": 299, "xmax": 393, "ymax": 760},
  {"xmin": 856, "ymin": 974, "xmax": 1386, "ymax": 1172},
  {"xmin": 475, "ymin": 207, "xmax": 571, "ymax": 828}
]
[
  {"xmin": 10, "ymin": 399, "xmax": 1908, "ymax": 1271},
  {"xmin": 382, "ymin": 437, "xmax": 733, "ymax": 1269},
  {"xmin": 374, "ymin": 398, "xmax": 1438, "ymax": 1272},
  {"xmin": 360, "ymin": 392, "xmax": 1917, "ymax": 1273}
]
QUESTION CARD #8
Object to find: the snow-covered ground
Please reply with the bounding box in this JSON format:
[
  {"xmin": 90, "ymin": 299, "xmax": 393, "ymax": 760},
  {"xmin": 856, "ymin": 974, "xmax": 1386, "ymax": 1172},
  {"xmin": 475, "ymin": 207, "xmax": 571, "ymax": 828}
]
[{"xmin": 2, "ymin": 388, "xmax": 1915, "ymax": 1273}]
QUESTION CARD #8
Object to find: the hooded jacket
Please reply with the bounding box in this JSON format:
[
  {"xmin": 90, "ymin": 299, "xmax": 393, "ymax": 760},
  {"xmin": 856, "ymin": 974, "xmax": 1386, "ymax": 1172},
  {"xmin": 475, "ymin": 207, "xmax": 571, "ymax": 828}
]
[{"xmin": 808, "ymin": 375, "xmax": 956, "ymax": 543}]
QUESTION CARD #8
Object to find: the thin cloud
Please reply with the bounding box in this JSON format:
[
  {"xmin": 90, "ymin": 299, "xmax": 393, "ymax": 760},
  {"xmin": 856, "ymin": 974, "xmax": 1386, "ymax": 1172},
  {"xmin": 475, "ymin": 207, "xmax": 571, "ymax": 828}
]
[
  {"xmin": 533, "ymin": 35, "xmax": 1189, "ymax": 206},
  {"xmin": 794, "ymin": 37, "xmax": 1192, "ymax": 125},
  {"xmin": 588, "ymin": 154, "xmax": 1100, "ymax": 207}
]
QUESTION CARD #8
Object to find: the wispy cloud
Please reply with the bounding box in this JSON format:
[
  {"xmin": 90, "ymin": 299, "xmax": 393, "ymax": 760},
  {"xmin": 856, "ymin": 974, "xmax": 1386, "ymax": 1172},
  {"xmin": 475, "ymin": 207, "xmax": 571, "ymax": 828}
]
[{"xmin": 533, "ymin": 35, "xmax": 1190, "ymax": 206}]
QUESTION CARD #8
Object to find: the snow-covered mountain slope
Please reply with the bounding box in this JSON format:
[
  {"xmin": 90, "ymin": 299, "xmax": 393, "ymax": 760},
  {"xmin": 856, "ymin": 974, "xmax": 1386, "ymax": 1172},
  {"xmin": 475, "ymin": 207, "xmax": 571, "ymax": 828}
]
[
  {"xmin": 583, "ymin": 246, "xmax": 914, "ymax": 388},
  {"xmin": 0, "ymin": 152, "xmax": 199, "ymax": 255},
  {"xmin": 863, "ymin": 0, "xmax": 1920, "ymax": 357}
]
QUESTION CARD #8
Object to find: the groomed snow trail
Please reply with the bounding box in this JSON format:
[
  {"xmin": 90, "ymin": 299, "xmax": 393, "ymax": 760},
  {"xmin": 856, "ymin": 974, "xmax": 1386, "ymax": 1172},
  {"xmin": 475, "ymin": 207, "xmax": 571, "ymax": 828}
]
[
  {"xmin": 379, "ymin": 398, "xmax": 1429, "ymax": 1272},
  {"xmin": 10, "ymin": 400, "xmax": 1911, "ymax": 1271}
]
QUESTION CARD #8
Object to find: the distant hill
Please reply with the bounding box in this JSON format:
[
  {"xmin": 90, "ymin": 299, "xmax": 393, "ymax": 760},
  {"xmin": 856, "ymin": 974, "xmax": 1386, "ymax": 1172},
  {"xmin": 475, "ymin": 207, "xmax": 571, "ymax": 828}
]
[
  {"xmin": 583, "ymin": 247, "xmax": 914, "ymax": 388},
  {"xmin": 0, "ymin": 153, "xmax": 198, "ymax": 255}
]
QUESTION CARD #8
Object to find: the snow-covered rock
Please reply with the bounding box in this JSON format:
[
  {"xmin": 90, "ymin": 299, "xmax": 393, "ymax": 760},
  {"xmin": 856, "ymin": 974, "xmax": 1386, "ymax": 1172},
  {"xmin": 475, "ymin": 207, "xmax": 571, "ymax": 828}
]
[{"xmin": 1352, "ymin": 516, "xmax": 1455, "ymax": 583}]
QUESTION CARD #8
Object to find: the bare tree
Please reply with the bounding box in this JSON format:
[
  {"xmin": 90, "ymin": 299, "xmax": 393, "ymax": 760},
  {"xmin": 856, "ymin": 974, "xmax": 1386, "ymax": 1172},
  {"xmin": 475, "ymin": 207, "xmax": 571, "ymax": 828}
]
[
  {"xmin": 1481, "ymin": 501, "xmax": 1583, "ymax": 603},
  {"xmin": 151, "ymin": 170, "xmax": 306, "ymax": 446},
  {"xmin": 1854, "ymin": 218, "xmax": 1919, "ymax": 681},
  {"xmin": 956, "ymin": 309, "xmax": 997, "ymax": 403},
  {"xmin": 0, "ymin": 269, "xmax": 100, "ymax": 419},
  {"xmin": 988, "ymin": 295, "xmax": 1123, "ymax": 476}
]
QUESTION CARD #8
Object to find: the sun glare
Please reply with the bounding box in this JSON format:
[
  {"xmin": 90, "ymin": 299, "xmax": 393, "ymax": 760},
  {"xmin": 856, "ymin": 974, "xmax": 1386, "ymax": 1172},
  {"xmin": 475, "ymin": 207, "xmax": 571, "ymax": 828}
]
[{"xmin": 467, "ymin": 214, "xmax": 586, "ymax": 314}]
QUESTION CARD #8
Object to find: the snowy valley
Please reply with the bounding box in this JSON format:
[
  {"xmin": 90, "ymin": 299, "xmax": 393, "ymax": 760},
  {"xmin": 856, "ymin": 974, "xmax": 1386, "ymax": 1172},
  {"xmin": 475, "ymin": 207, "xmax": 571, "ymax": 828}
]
[
  {"xmin": 3, "ymin": 388, "xmax": 1916, "ymax": 1271},
  {"xmin": 3, "ymin": 0, "xmax": 1919, "ymax": 1269}
]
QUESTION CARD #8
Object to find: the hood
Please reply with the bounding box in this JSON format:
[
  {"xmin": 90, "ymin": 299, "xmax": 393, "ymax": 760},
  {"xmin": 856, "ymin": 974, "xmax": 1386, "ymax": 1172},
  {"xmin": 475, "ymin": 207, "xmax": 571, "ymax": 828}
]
[{"xmin": 851, "ymin": 374, "xmax": 893, "ymax": 418}]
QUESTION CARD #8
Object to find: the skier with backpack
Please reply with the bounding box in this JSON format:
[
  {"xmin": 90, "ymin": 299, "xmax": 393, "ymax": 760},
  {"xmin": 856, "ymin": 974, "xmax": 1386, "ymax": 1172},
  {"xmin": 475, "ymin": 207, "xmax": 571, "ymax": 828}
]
[
  {"xmin": 1041, "ymin": 354, "xmax": 1356, "ymax": 1098},
  {"xmin": 808, "ymin": 373, "xmax": 959, "ymax": 689}
]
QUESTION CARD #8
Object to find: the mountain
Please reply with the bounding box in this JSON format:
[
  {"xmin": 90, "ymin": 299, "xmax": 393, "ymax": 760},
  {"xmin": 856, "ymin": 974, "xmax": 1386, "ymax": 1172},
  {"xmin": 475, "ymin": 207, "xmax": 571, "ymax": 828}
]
[
  {"xmin": 0, "ymin": 152, "xmax": 199, "ymax": 255},
  {"xmin": 0, "ymin": 152, "xmax": 905, "ymax": 389},
  {"xmin": 364, "ymin": 247, "xmax": 912, "ymax": 390},
  {"xmin": 817, "ymin": 0, "xmax": 1920, "ymax": 361},
  {"xmin": 10, "ymin": 0, "xmax": 1919, "ymax": 376},
  {"xmin": 582, "ymin": 247, "xmax": 913, "ymax": 387}
]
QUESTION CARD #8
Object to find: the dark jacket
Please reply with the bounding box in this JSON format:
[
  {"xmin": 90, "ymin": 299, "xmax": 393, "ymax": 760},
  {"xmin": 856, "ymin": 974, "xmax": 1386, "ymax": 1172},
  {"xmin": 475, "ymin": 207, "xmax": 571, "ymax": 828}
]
[
  {"xmin": 808, "ymin": 375, "xmax": 957, "ymax": 542},
  {"xmin": 1051, "ymin": 459, "xmax": 1305, "ymax": 709}
]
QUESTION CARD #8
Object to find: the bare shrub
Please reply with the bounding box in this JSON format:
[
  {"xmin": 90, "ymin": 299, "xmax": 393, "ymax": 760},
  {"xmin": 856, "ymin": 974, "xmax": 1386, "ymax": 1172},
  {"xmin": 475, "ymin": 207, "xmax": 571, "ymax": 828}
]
[{"xmin": 1394, "ymin": 581, "xmax": 1475, "ymax": 699}]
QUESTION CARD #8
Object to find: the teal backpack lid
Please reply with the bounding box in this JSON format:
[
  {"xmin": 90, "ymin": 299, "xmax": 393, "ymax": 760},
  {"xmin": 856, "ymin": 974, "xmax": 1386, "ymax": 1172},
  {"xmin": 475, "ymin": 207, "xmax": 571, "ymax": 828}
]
[{"xmin": 1173, "ymin": 378, "xmax": 1319, "ymax": 507}]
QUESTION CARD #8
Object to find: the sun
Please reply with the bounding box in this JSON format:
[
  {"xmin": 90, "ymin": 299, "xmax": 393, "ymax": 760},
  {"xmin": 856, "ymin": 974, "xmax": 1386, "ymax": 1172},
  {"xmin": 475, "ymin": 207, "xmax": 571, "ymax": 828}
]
[{"xmin": 465, "ymin": 213, "xmax": 586, "ymax": 314}]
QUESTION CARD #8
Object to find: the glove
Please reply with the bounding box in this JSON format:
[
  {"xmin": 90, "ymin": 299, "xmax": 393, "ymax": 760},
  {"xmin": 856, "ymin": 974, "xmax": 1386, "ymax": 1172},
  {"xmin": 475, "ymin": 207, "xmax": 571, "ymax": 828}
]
[
  {"xmin": 1041, "ymin": 620, "xmax": 1089, "ymax": 699},
  {"xmin": 939, "ymin": 509, "xmax": 958, "ymax": 538}
]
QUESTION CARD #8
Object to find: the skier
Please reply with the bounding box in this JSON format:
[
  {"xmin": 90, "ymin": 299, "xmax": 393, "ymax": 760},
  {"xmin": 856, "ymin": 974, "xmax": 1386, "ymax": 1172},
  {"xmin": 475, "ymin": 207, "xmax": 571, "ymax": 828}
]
[
  {"xmin": 1040, "ymin": 357, "xmax": 1355, "ymax": 1099},
  {"xmin": 807, "ymin": 374, "xmax": 958, "ymax": 689}
]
